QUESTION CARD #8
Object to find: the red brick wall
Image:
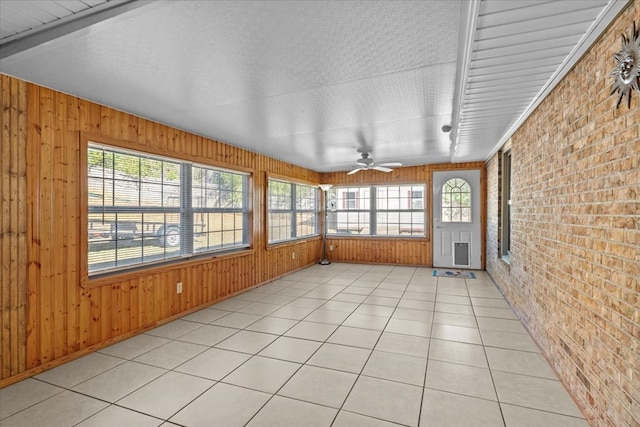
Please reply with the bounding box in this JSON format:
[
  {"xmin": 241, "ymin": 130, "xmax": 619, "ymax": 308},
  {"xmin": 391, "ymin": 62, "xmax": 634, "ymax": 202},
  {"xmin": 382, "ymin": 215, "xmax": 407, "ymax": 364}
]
[{"xmin": 486, "ymin": 3, "xmax": 639, "ymax": 426}]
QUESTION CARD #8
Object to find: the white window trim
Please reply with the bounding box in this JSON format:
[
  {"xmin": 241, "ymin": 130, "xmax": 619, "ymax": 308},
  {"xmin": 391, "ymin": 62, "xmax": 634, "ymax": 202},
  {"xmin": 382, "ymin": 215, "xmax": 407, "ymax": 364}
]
[
  {"xmin": 327, "ymin": 184, "xmax": 426, "ymax": 237},
  {"xmin": 87, "ymin": 143, "xmax": 250, "ymax": 276},
  {"xmin": 501, "ymin": 149, "xmax": 512, "ymax": 262},
  {"xmin": 267, "ymin": 178, "xmax": 319, "ymax": 244}
]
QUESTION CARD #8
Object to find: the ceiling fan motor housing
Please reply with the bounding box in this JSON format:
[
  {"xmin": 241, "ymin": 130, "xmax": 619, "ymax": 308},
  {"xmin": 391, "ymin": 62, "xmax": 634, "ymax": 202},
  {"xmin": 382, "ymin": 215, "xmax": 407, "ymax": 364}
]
[{"xmin": 357, "ymin": 153, "xmax": 373, "ymax": 166}]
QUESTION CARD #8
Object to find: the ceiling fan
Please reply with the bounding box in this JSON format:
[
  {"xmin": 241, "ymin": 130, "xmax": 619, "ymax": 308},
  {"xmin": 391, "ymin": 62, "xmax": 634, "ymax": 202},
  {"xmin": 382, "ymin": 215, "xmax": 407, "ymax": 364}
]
[{"xmin": 347, "ymin": 152, "xmax": 402, "ymax": 175}]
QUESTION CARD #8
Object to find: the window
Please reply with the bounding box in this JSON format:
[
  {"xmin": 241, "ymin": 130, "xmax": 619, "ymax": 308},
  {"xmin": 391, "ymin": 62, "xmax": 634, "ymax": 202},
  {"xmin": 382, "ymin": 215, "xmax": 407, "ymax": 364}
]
[
  {"xmin": 268, "ymin": 179, "xmax": 318, "ymax": 243},
  {"xmin": 327, "ymin": 184, "xmax": 425, "ymax": 236},
  {"xmin": 192, "ymin": 165, "xmax": 249, "ymax": 253},
  {"xmin": 410, "ymin": 190, "xmax": 423, "ymax": 209},
  {"xmin": 501, "ymin": 150, "xmax": 512, "ymax": 259},
  {"xmin": 328, "ymin": 186, "xmax": 370, "ymax": 235},
  {"xmin": 344, "ymin": 191, "xmax": 357, "ymax": 209},
  {"xmin": 377, "ymin": 185, "xmax": 425, "ymax": 236},
  {"xmin": 442, "ymin": 178, "xmax": 471, "ymax": 222},
  {"xmin": 87, "ymin": 143, "xmax": 249, "ymax": 274}
]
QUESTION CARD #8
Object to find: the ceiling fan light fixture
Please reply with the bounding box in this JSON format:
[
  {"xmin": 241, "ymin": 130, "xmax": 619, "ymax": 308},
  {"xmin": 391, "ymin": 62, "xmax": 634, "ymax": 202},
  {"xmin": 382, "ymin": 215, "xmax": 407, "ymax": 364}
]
[
  {"xmin": 356, "ymin": 153, "xmax": 372, "ymax": 165},
  {"xmin": 347, "ymin": 151, "xmax": 402, "ymax": 175}
]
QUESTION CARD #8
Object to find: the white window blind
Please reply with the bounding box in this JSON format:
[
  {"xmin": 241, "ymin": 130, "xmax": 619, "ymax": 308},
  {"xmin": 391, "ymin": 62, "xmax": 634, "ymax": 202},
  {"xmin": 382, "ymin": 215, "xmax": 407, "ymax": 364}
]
[
  {"xmin": 87, "ymin": 143, "xmax": 249, "ymax": 274},
  {"xmin": 268, "ymin": 179, "xmax": 318, "ymax": 243}
]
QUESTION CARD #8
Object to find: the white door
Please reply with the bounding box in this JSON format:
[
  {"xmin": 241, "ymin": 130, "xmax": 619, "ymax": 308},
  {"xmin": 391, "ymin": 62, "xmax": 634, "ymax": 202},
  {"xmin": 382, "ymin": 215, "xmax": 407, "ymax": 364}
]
[{"xmin": 432, "ymin": 170, "xmax": 481, "ymax": 269}]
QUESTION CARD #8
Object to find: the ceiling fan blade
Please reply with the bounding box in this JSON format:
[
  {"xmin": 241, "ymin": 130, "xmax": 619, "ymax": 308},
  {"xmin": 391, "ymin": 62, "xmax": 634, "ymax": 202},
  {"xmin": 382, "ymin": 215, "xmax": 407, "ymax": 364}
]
[
  {"xmin": 377, "ymin": 162, "xmax": 403, "ymax": 168},
  {"xmin": 372, "ymin": 166, "xmax": 393, "ymax": 173},
  {"xmin": 347, "ymin": 167, "xmax": 364, "ymax": 175}
]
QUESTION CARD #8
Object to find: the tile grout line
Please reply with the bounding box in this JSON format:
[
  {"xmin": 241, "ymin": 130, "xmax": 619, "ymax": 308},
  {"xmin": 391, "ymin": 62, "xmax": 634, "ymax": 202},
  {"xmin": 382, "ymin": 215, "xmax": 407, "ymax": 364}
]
[
  {"xmin": 331, "ymin": 267, "xmax": 435, "ymax": 425},
  {"xmin": 409, "ymin": 268, "xmax": 434, "ymax": 427},
  {"xmin": 470, "ymin": 274, "xmax": 508, "ymax": 427},
  {"xmin": 238, "ymin": 266, "xmax": 362, "ymax": 426},
  {"xmin": 326, "ymin": 266, "xmax": 406, "ymax": 426},
  {"xmin": 242, "ymin": 264, "xmax": 378, "ymax": 426}
]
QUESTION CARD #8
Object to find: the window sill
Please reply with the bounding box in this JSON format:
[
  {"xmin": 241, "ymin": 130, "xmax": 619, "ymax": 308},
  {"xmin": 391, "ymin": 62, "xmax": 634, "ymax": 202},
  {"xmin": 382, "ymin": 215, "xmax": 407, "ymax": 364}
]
[
  {"xmin": 82, "ymin": 248, "xmax": 255, "ymax": 289},
  {"xmin": 500, "ymin": 254, "xmax": 512, "ymax": 267},
  {"xmin": 266, "ymin": 236, "xmax": 321, "ymax": 250},
  {"xmin": 327, "ymin": 234, "xmax": 429, "ymax": 241}
]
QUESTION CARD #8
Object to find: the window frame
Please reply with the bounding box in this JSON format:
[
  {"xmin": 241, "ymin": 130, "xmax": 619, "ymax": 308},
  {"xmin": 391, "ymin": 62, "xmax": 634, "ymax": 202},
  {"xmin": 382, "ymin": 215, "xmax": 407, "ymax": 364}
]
[
  {"xmin": 326, "ymin": 184, "xmax": 426, "ymax": 237},
  {"xmin": 190, "ymin": 163, "xmax": 250, "ymax": 254},
  {"xmin": 441, "ymin": 177, "xmax": 472, "ymax": 223},
  {"xmin": 267, "ymin": 177, "xmax": 319, "ymax": 244},
  {"xmin": 82, "ymin": 137, "xmax": 251, "ymax": 281},
  {"xmin": 410, "ymin": 190, "xmax": 424, "ymax": 209},
  {"xmin": 344, "ymin": 191, "xmax": 357, "ymax": 209},
  {"xmin": 501, "ymin": 149, "xmax": 512, "ymax": 261}
]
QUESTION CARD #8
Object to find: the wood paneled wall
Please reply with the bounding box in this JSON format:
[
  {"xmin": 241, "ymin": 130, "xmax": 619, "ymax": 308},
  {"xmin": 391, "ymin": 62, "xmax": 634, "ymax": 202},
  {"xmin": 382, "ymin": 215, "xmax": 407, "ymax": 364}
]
[
  {"xmin": 320, "ymin": 162, "xmax": 486, "ymax": 267},
  {"xmin": 0, "ymin": 75, "xmax": 322, "ymax": 384},
  {"xmin": 1, "ymin": 76, "xmax": 28, "ymax": 380}
]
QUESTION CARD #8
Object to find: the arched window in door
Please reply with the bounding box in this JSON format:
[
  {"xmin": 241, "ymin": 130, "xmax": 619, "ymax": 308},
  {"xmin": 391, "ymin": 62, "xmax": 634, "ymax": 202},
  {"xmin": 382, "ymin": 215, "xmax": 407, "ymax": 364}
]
[{"xmin": 442, "ymin": 178, "xmax": 471, "ymax": 222}]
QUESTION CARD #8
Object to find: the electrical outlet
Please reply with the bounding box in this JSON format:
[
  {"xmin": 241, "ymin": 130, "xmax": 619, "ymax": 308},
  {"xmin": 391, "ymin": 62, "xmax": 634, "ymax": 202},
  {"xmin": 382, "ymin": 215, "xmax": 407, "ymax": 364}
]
[
  {"xmin": 177, "ymin": 282, "xmax": 183, "ymax": 294},
  {"xmin": 329, "ymin": 245, "xmax": 334, "ymax": 251},
  {"xmin": 292, "ymin": 252, "xmax": 296, "ymax": 259}
]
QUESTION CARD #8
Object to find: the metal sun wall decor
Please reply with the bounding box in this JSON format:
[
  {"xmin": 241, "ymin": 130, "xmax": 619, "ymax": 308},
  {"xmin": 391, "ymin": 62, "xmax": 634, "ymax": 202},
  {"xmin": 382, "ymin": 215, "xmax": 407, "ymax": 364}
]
[{"xmin": 610, "ymin": 20, "xmax": 640, "ymax": 109}]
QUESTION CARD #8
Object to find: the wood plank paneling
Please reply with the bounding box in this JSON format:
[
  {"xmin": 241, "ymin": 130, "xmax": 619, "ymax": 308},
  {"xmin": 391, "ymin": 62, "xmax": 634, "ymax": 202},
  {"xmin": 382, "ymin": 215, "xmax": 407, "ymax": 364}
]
[
  {"xmin": 25, "ymin": 82, "xmax": 40, "ymax": 370},
  {"xmin": 0, "ymin": 75, "xmax": 28, "ymax": 378},
  {"xmin": 16, "ymin": 76, "xmax": 28, "ymax": 374}
]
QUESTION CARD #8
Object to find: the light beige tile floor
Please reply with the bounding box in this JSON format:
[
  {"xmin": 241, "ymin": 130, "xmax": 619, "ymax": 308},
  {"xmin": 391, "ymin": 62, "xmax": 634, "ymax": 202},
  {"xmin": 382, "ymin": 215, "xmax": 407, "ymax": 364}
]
[{"xmin": 0, "ymin": 263, "xmax": 589, "ymax": 427}]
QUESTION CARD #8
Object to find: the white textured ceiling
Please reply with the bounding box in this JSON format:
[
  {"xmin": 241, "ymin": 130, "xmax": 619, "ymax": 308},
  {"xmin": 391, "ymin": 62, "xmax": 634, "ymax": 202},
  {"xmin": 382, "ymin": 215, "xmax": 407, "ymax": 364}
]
[{"xmin": 0, "ymin": 0, "xmax": 629, "ymax": 172}]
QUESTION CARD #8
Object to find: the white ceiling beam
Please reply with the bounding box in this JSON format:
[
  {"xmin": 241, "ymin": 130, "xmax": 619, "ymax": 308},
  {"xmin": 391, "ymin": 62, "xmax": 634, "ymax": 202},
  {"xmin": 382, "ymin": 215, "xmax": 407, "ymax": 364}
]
[
  {"xmin": 0, "ymin": 0, "xmax": 154, "ymax": 60},
  {"xmin": 450, "ymin": 0, "xmax": 481, "ymax": 163}
]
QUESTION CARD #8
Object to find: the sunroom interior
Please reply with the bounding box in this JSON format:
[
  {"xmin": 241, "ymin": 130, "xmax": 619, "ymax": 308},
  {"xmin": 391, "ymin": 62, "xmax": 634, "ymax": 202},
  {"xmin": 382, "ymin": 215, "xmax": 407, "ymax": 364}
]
[{"xmin": 0, "ymin": 1, "xmax": 638, "ymax": 426}]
